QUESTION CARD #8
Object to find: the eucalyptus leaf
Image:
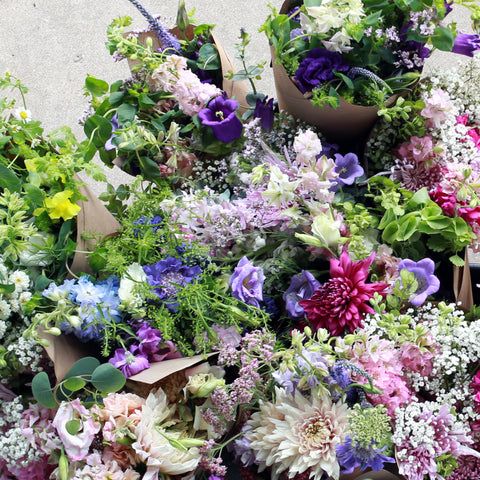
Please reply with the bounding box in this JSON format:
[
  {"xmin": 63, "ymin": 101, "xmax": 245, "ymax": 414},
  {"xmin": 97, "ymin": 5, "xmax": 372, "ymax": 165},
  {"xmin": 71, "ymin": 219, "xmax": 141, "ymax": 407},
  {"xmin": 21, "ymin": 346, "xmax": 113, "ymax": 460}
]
[
  {"xmin": 432, "ymin": 26, "xmax": 455, "ymax": 51},
  {"xmin": 116, "ymin": 103, "xmax": 137, "ymax": 125},
  {"xmin": 91, "ymin": 363, "xmax": 126, "ymax": 393},
  {"xmin": 64, "ymin": 356, "xmax": 101, "ymax": 380},
  {"xmin": 32, "ymin": 372, "xmax": 56, "ymax": 409},
  {"xmin": 63, "ymin": 377, "xmax": 87, "ymax": 392}
]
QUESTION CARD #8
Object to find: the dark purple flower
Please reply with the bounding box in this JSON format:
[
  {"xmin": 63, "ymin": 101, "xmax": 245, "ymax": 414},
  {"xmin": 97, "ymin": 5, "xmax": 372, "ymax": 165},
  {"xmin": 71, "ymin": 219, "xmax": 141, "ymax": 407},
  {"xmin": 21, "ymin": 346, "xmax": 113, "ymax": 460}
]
[
  {"xmin": 143, "ymin": 256, "xmax": 202, "ymax": 310},
  {"xmin": 229, "ymin": 256, "xmax": 265, "ymax": 308},
  {"xmin": 105, "ymin": 114, "xmax": 120, "ymax": 151},
  {"xmin": 136, "ymin": 322, "xmax": 163, "ymax": 356},
  {"xmin": 109, "ymin": 345, "xmax": 150, "ymax": 377},
  {"xmin": 331, "ymin": 152, "xmax": 364, "ymax": 190},
  {"xmin": 283, "ymin": 270, "xmax": 320, "ymax": 318},
  {"xmin": 445, "ymin": 0, "xmax": 454, "ymax": 14},
  {"xmin": 452, "ymin": 33, "xmax": 480, "ymax": 57},
  {"xmin": 253, "ymin": 96, "xmax": 275, "ymax": 132},
  {"xmin": 336, "ymin": 436, "xmax": 396, "ymax": 474},
  {"xmin": 294, "ymin": 48, "xmax": 349, "ymax": 94},
  {"xmin": 198, "ymin": 95, "xmax": 243, "ymax": 143},
  {"xmin": 331, "ymin": 361, "xmax": 352, "ymax": 388},
  {"xmin": 398, "ymin": 258, "xmax": 440, "ymax": 306}
]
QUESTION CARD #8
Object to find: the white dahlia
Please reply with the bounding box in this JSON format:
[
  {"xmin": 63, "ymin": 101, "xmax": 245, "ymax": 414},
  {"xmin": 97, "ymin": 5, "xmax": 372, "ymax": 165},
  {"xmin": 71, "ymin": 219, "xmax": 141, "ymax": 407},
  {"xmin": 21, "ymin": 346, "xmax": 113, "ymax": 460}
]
[{"xmin": 246, "ymin": 387, "xmax": 349, "ymax": 480}]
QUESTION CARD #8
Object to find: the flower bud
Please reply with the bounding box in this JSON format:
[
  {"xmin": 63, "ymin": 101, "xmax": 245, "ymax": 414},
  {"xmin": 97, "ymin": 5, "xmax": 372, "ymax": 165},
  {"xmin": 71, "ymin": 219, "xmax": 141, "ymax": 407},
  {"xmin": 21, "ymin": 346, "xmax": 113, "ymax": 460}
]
[{"xmin": 176, "ymin": 0, "xmax": 190, "ymax": 33}]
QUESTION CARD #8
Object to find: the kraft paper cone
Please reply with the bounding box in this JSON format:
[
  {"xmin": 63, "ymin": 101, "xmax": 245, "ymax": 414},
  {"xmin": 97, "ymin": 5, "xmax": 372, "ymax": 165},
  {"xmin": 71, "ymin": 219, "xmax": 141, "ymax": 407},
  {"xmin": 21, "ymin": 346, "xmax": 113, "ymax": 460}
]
[
  {"xmin": 453, "ymin": 249, "xmax": 474, "ymax": 310},
  {"xmin": 128, "ymin": 27, "xmax": 248, "ymax": 110},
  {"xmin": 69, "ymin": 175, "xmax": 121, "ymax": 275}
]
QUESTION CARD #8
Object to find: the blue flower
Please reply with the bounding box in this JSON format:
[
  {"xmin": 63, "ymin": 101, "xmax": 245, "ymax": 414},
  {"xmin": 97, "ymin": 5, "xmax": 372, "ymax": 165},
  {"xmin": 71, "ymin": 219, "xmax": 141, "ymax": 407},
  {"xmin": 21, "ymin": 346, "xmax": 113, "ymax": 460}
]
[
  {"xmin": 229, "ymin": 256, "xmax": 264, "ymax": 308},
  {"xmin": 336, "ymin": 436, "xmax": 395, "ymax": 474},
  {"xmin": 283, "ymin": 270, "xmax": 320, "ymax": 318},
  {"xmin": 331, "ymin": 152, "xmax": 364, "ymax": 190},
  {"xmin": 398, "ymin": 258, "xmax": 440, "ymax": 306}
]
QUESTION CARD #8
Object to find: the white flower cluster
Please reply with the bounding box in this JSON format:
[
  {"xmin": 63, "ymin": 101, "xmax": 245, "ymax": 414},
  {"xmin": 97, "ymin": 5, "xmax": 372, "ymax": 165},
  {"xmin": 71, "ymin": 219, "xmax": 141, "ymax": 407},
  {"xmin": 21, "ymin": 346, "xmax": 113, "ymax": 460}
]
[{"xmin": 0, "ymin": 262, "xmax": 32, "ymax": 327}]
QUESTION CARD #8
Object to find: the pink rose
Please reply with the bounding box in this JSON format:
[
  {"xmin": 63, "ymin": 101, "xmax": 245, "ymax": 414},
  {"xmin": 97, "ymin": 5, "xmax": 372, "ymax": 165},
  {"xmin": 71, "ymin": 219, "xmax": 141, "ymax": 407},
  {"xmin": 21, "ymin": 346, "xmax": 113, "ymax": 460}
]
[{"xmin": 52, "ymin": 399, "xmax": 100, "ymax": 461}]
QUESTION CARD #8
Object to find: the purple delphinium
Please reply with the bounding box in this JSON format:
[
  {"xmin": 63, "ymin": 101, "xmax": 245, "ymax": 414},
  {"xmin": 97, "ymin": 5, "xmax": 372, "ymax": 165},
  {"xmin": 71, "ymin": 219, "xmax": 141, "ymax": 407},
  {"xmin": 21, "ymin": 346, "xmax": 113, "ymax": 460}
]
[
  {"xmin": 109, "ymin": 345, "xmax": 150, "ymax": 377},
  {"xmin": 336, "ymin": 436, "xmax": 396, "ymax": 475},
  {"xmin": 398, "ymin": 258, "xmax": 440, "ymax": 306},
  {"xmin": 331, "ymin": 152, "xmax": 364, "ymax": 191},
  {"xmin": 198, "ymin": 95, "xmax": 243, "ymax": 143},
  {"xmin": 132, "ymin": 215, "xmax": 163, "ymax": 236},
  {"xmin": 229, "ymin": 256, "xmax": 265, "ymax": 308},
  {"xmin": 283, "ymin": 270, "xmax": 320, "ymax": 318},
  {"xmin": 126, "ymin": 0, "xmax": 181, "ymax": 52},
  {"xmin": 452, "ymin": 33, "xmax": 480, "ymax": 57},
  {"xmin": 253, "ymin": 96, "xmax": 275, "ymax": 132},
  {"xmin": 294, "ymin": 48, "xmax": 349, "ymax": 94},
  {"xmin": 143, "ymin": 256, "xmax": 202, "ymax": 310}
]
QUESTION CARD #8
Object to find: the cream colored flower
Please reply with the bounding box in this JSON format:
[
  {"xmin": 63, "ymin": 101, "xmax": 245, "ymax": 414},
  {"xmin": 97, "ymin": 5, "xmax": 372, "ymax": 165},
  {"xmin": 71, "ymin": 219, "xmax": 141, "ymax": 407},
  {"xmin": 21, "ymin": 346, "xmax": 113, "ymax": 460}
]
[{"xmin": 246, "ymin": 387, "xmax": 349, "ymax": 480}]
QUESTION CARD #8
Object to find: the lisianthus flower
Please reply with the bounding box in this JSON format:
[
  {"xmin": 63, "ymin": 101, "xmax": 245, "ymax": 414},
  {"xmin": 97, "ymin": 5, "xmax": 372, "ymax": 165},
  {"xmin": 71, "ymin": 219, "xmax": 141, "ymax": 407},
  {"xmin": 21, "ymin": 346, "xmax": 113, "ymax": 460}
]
[
  {"xmin": 398, "ymin": 258, "xmax": 440, "ymax": 306},
  {"xmin": 294, "ymin": 48, "xmax": 349, "ymax": 94},
  {"xmin": 283, "ymin": 270, "xmax": 320, "ymax": 318},
  {"xmin": 109, "ymin": 345, "xmax": 150, "ymax": 377},
  {"xmin": 331, "ymin": 152, "xmax": 364, "ymax": 190},
  {"xmin": 198, "ymin": 95, "xmax": 243, "ymax": 143},
  {"xmin": 299, "ymin": 251, "xmax": 388, "ymax": 335},
  {"xmin": 229, "ymin": 256, "xmax": 265, "ymax": 308},
  {"xmin": 452, "ymin": 33, "xmax": 480, "ymax": 57}
]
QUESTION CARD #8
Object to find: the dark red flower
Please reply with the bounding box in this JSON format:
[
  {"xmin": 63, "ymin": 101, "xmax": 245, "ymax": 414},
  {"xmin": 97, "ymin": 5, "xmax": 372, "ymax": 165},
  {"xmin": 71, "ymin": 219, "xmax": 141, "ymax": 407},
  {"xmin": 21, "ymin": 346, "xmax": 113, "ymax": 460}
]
[{"xmin": 299, "ymin": 252, "xmax": 388, "ymax": 335}]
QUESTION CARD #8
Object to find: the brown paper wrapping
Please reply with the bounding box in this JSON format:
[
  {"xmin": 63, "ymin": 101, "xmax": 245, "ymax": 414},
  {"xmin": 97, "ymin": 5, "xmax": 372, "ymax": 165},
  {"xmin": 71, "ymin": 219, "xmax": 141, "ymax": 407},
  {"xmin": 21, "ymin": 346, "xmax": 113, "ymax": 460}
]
[
  {"xmin": 128, "ymin": 26, "xmax": 248, "ymax": 110},
  {"xmin": 68, "ymin": 175, "xmax": 122, "ymax": 275},
  {"xmin": 453, "ymin": 249, "xmax": 474, "ymax": 310}
]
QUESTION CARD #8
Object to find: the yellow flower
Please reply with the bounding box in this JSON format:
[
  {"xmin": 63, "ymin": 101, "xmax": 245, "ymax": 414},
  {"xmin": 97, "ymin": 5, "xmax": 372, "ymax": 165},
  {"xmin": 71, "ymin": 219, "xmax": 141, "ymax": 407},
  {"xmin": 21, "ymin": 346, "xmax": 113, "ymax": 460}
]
[{"xmin": 43, "ymin": 191, "xmax": 81, "ymax": 221}]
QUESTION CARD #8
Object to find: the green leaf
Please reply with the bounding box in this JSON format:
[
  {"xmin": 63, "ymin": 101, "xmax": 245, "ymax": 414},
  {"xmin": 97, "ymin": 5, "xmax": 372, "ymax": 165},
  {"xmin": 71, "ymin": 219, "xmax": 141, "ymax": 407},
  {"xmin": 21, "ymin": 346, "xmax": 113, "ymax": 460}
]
[
  {"xmin": 63, "ymin": 377, "xmax": 87, "ymax": 392},
  {"xmin": 65, "ymin": 419, "xmax": 81, "ymax": 435},
  {"xmin": 84, "ymin": 115, "xmax": 113, "ymax": 148},
  {"xmin": 397, "ymin": 213, "xmax": 418, "ymax": 241},
  {"xmin": 64, "ymin": 356, "xmax": 101, "ymax": 379},
  {"xmin": 382, "ymin": 221, "xmax": 399, "ymax": 243},
  {"xmin": 117, "ymin": 103, "xmax": 137, "ymax": 125},
  {"xmin": 424, "ymin": 216, "xmax": 452, "ymax": 230},
  {"xmin": 304, "ymin": 0, "xmax": 322, "ymax": 6},
  {"xmin": 197, "ymin": 43, "xmax": 221, "ymax": 70},
  {"xmin": 139, "ymin": 155, "xmax": 162, "ymax": 180},
  {"xmin": 32, "ymin": 372, "xmax": 56, "ymax": 408},
  {"xmin": 407, "ymin": 187, "xmax": 429, "ymax": 209},
  {"xmin": 88, "ymin": 249, "xmax": 107, "ymax": 274},
  {"xmin": 85, "ymin": 75, "xmax": 109, "ymax": 97},
  {"xmin": 432, "ymin": 26, "xmax": 455, "ymax": 51},
  {"xmin": 0, "ymin": 135, "xmax": 11, "ymax": 149},
  {"xmin": 139, "ymin": 93, "xmax": 157, "ymax": 110},
  {"xmin": 23, "ymin": 183, "xmax": 44, "ymax": 207},
  {"xmin": 91, "ymin": 363, "xmax": 126, "ymax": 393},
  {"xmin": 109, "ymin": 91, "xmax": 125, "ymax": 106},
  {"xmin": 449, "ymin": 254, "xmax": 465, "ymax": 267},
  {"xmin": 35, "ymin": 274, "xmax": 53, "ymax": 292},
  {"xmin": 0, "ymin": 165, "xmax": 22, "ymax": 192},
  {"xmin": 378, "ymin": 208, "xmax": 397, "ymax": 230}
]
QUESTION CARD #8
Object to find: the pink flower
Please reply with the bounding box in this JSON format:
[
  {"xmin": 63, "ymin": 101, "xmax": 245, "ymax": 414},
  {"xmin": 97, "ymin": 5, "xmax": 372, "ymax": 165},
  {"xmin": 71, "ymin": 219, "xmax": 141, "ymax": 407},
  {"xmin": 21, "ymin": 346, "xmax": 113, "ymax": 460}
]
[
  {"xmin": 431, "ymin": 185, "xmax": 480, "ymax": 227},
  {"xmin": 421, "ymin": 88, "xmax": 453, "ymax": 128},
  {"xmin": 52, "ymin": 399, "xmax": 100, "ymax": 461},
  {"xmin": 400, "ymin": 341, "xmax": 434, "ymax": 376},
  {"xmin": 299, "ymin": 251, "xmax": 388, "ymax": 335}
]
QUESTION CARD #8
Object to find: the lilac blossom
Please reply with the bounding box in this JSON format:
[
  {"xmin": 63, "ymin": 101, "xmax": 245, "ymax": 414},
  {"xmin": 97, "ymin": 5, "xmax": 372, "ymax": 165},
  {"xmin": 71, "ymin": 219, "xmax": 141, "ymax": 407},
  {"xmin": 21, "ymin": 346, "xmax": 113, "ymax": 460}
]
[
  {"xmin": 452, "ymin": 33, "xmax": 480, "ymax": 57},
  {"xmin": 331, "ymin": 152, "xmax": 364, "ymax": 190},
  {"xmin": 229, "ymin": 256, "xmax": 265, "ymax": 308},
  {"xmin": 336, "ymin": 436, "xmax": 396, "ymax": 474},
  {"xmin": 283, "ymin": 270, "xmax": 320, "ymax": 318},
  {"xmin": 198, "ymin": 95, "xmax": 243, "ymax": 143},
  {"xmin": 109, "ymin": 345, "xmax": 150, "ymax": 377},
  {"xmin": 398, "ymin": 258, "xmax": 440, "ymax": 306}
]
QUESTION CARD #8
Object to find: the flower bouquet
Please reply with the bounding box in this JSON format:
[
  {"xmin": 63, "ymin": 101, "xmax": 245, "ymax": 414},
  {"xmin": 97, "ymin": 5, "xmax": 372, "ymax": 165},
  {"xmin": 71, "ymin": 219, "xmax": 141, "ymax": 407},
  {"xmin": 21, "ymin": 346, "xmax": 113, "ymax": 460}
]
[
  {"xmin": 262, "ymin": 0, "xmax": 480, "ymax": 145},
  {"xmin": 83, "ymin": 0, "xmax": 253, "ymax": 186}
]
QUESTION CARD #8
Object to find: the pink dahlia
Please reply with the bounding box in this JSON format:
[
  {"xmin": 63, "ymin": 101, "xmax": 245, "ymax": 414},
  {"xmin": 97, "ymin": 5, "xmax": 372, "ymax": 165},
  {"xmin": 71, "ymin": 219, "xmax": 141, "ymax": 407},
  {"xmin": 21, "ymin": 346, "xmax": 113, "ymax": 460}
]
[{"xmin": 299, "ymin": 252, "xmax": 388, "ymax": 336}]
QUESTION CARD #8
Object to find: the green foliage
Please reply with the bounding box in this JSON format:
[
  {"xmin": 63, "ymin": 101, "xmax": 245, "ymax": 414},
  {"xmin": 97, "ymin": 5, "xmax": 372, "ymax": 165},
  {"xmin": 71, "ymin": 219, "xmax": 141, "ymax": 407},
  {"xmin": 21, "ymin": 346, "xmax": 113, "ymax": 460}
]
[{"xmin": 32, "ymin": 357, "xmax": 126, "ymax": 408}]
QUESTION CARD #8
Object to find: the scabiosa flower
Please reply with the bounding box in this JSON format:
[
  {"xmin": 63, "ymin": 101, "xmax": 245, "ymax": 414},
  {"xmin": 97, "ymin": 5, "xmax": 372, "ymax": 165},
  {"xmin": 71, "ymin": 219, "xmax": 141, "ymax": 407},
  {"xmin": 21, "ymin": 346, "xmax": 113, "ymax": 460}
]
[
  {"xmin": 452, "ymin": 33, "xmax": 480, "ymax": 57},
  {"xmin": 294, "ymin": 48, "xmax": 349, "ymax": 94},
  {"xmin": 283, "ymin": 270, "xmax": 321, "ymax": 318},
  {"xmin": 397, "ymin": 258, "xmax": 440, "ymax": 306},
  {"xmin": 198, "ymin": 95, "xmax": 243, "ymax": 143},
  {"xmin": 245, "ymin": 387, "xmax": 349, "ymax": 480},
  {"xmin": 331, "ymin": 152, "xmax": 364, "ymax": 190},
  {"xmin": 143, "ymin": 256, "xmax": 202, "ymax": 310},
  {"xmin": 299, "ymin": 252, "xmax": 388, "ymax": 336},
  {"xmin": 229, "ymin": 256, "xmax": 265, "ymax": 308}
]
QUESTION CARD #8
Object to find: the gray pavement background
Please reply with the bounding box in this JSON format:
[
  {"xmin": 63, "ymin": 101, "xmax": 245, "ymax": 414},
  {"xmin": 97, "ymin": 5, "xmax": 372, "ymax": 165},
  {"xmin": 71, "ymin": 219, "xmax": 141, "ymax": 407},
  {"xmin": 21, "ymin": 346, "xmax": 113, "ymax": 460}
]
[{"xmin": 0, "ymin": 0, "xmax": 477, "ymax": 195}]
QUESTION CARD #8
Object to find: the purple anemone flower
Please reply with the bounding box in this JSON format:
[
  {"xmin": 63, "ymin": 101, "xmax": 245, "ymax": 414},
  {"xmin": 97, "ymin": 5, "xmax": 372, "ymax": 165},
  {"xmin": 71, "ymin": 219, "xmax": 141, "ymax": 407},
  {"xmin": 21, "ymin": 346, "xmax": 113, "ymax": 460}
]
[
  {"xmin": 253, "ymin": 96, "xmax": 275, "ymax": 132},
  {"xmin": 283, "ymin": 270, "xmax": 320, "ymax": 318},
  {"xmin": 109, "ymin": 345, "xmax": 150, "ymax": 377},
  {"xmin": 331, "ymin": 152, "xmax": 364, "ymax": 190},
  {"xmin": 336, "ymin": 436, "xmax": 396, "ymax": 474},
  {"xmin": 452, "ymin": 33, "xmax": 480, "ymax": 57},
  {"xmin": 294, "ymin": 48, "xmax": 349, "ymax": 94},
  {"xmin": 229, "ymin": 256, "xmax": 265, "ymax": 308},
  {"xmin": 398, "ymin": 258, "xmax": 440, "ymax": 306},
  {"xmin": 143, "ymin": 256, "xmax": 202, "ymax": 310},
  {"xmin": 198, "ymin": 95, "xmax": 243, "ymax": 143}
]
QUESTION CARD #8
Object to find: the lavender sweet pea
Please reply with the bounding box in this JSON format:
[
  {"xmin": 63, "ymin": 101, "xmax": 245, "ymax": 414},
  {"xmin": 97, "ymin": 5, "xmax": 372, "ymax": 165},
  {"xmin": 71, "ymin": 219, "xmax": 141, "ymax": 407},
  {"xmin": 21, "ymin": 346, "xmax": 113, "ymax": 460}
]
[
  {"xmin": 294, "ymin": 48, "xmax": 349, "ymax": 94},
  {"xmin": 452, "ymin": 33, "xmax": 480, "ymax": 57},
  {"xmin": 198, "ymin": 95, "xmax": 243, "ymax": 143},
  {"xmin": 229, "ymin": 256, "xmax": 265, "ymax": 308},
  {"xmin": 398, "ymin": 258, "xmax": 440, "ymax": 306},
  {"xmin": 283, "ymin": 270, "xmax": 320, "ymax": 317}
]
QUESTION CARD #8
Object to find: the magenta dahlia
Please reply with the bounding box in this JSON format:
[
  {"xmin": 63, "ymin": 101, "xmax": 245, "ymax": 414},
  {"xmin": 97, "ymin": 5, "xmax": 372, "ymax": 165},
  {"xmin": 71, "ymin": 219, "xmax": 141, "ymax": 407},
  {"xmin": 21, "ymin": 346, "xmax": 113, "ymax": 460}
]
[{"xmin": 299, "ymin": 252, "xmax": 388, "ymax": 336}]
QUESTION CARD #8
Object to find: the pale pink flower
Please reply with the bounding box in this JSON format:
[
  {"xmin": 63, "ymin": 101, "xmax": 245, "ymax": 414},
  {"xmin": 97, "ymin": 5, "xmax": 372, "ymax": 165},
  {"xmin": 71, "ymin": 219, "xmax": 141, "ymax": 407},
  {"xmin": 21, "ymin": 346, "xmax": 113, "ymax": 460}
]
[
  {"xmin": 400, "ymin": 341, "xmax": 435, "ymax": 375},
  {"xmin": 421, "ymin": 88, "xmax": 454, "ymax": 128},
  {"xmin": 293, "ymin": 129, "xmax": 323, "ymax": 165},
  {"xmin": 245, "ymin": 387, "xmax": 349, "ymax": 480},
  {"xmin": 52, "ymin": 399, "xmax": 101, "ymax": 461}
]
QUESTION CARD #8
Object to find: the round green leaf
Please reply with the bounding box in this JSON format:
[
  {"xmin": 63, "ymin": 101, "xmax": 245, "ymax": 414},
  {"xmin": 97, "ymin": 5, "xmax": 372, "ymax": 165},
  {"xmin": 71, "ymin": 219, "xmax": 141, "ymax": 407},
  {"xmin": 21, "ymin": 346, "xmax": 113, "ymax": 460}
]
[
  {"xmin": 64, "ymin": 356, "xmax": 101, "ymax": 379},
  {"xmin": 85, "ymin": 75, "xmax": 109, "ymax": 97},
  {"xmin": 91, "ymin": 363, "xmax": 126, "ymax": 393},
  {"xmin": 63, "ymin": 377, "xmax": 87, "ymax": 392},
  {"xmin": 65, "ymin": 419, "xmax": 81, "ymax": 435},
  {"xmin": 32, "ymin": 372, "xmax": 56, "ymax": 409}
]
